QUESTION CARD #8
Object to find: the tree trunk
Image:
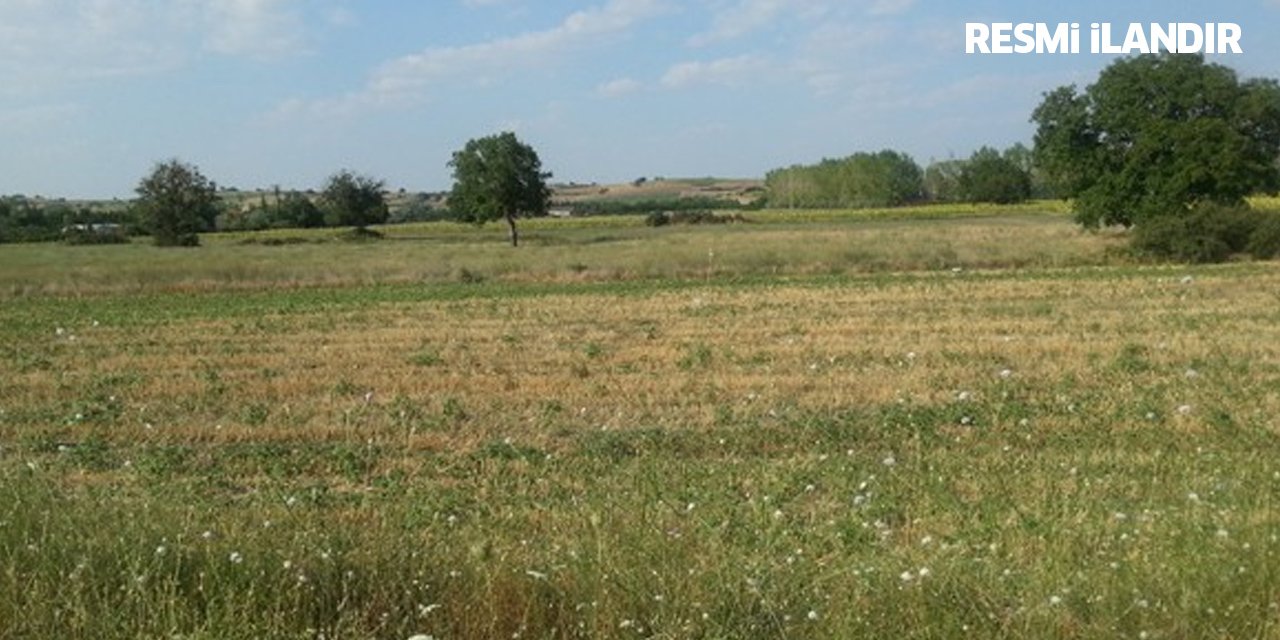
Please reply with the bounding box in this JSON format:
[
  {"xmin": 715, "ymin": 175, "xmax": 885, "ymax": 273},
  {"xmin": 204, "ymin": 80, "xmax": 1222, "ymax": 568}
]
[{"xmin": 506, "ymin": 213, "xmax": 519, "ymax": 247}]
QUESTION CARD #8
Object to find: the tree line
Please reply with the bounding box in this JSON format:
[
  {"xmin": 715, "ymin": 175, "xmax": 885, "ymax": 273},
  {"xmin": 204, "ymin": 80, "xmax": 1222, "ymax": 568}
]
[
  {"xmin": 4, "ymin": 53, "xmax": 1279, "ymax": 261},
  {"xmin": 764, "ymin": 146, "xmax": 1045, "ymax": 209},
  {"xmin": 1, "ymin": 133, "xmax": 551, "ymax": 247}
]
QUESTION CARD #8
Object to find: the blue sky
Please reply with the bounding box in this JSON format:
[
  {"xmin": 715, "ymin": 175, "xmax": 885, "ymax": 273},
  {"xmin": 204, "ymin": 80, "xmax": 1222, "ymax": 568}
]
[{"xmin": 2, "ymin": 0, "xmax": 1278, "ymax": 199}]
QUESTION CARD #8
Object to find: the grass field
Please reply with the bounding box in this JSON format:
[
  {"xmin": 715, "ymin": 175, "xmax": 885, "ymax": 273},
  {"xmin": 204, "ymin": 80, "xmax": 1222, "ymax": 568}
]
[
  {"xmin": 2, "ymin": 207, "xmax": 1279, "ymax": 638},
  {"xmin": 1, "ymin": 204, "xmax": 1105, "ymax": 298}
]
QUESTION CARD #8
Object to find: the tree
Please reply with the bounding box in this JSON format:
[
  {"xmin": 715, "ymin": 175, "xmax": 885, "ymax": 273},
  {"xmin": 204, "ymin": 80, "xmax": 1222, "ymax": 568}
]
[
  {"xmin": 277, "ymin": 192, "xmax": 325, "ymax": 229},
  {"xmin": 321, "ymin": 170, "xmax": 387, "ymax": 231},
  {"xmin": 765, "ymin": 150, "xmax": 923, "ymax": 209},
  {"xmin": 136, "ymin": 159, "xmax": 219, "ymax": 246},
  {"xmin": 958, "ymin": 146, "xmax": 1032, "ymax": 204},
  {"xmin": 1032, "ymin": 53, "xmax": 1280, "ymax": 228},
  {"xmin": 923, "ymin": 159, "xmax": 966, "ymax": 203},
  {"xmin": 448, "ymin": 132, "xmax": 552, "ymax": 247}
]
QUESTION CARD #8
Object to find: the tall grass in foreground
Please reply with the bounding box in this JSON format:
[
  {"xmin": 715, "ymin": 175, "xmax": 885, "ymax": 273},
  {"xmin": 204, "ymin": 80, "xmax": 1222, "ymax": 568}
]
[
  {"xmin": 2, "ymin": 263, "xmax": 1279, "ymax": 638},
  {"xmin": 4, "ymin": 424, "xmax": 1276, "ymax": 639}
]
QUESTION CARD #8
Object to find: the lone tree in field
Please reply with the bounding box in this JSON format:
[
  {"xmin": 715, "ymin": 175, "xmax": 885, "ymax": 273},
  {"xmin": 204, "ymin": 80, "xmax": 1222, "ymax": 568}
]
[
  {"xmin": 321, "ymin": 170, "xmax": 388, "ymax": 231},
  {"xmin": 136, "ymin": 159, "xmax": 219, "ymax": 246},
  {"xmin": 1032, "ymin": 53, "xmax": 1280, "ymax": 228},
  {"xmin": 448, "ymin": 132, "xmax": 552, "ymax": 247}
]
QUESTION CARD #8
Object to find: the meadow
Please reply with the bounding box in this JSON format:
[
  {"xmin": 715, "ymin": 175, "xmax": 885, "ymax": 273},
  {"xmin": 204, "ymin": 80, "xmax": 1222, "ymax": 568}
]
[{"xmin": 2, "ymin": 205, "xmax": 1279, "ymax": 638}]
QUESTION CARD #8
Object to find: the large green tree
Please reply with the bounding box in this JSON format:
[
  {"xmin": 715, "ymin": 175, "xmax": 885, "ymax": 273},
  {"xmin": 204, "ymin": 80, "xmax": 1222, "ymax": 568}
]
[
  {"xmin": 321, "ymin": 170, "xmax": 388, "ymax": 231},
  {"xmin": 448, "ymin": 132, "xmax": 552, "ymax": 247},
  {"xmin": 1032, "ymin": 53, "xmax": 1280, "ymax": 228},
  {"xmin": 958, "ymin": 146, "xmax": 1031, "ymax": 204},
  {"xmin": 136, "ymin": 159, "xmax": 219, "ymax": 246}
]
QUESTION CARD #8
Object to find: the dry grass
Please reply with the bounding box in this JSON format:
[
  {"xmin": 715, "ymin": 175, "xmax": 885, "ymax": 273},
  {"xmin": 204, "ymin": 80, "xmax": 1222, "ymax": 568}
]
[
  {"xmin": 2, "ymin": 216, "xmax": 1279, "ymax": 638},
  {"xmin": 9, "ymin": 263, "xmax": 1278, "ymax": 454},
  {"xmin": 0, "ymin": 212, "xmax": 1120, "ymax": 298}
]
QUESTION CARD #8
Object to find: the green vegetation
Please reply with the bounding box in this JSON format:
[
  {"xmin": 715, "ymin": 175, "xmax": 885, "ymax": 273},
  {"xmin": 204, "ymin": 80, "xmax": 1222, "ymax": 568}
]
[
  {"xmin": 321, "ymin": 170, "xmax": 389, "ymax": 232},
  {"xmin": 1033, "ymin": 53, "xmax": 1280, "ymax": 229},
  {"xmin": 3, "ymin": 51, "xmax": 1280, "ymax": 639},
  {"xmin": 217, "ymin": 189, "xmax": 327, "ymax": 232},
  {"xmin": 1, "ymin": 216, "xmax": 1278, "ymax": 637},
  {"xmin": 566, "ymin": 195, "xmax": 757, "ymax": 217},
  {"xmin": 0, "ymin": 205, "xmax": 1117, "ymax": 297},
  {"xmin": 765, "ymin": 150, "xmax": 923, "ymax": 209},
  {"xmin": 958, "ymin": 146, "xmax": 1032, "ymax": 204},
  {"xmin": 135, "ymin": 159, "xmax": 220, "ymax": 247},
  {"xmin": 1131, "ymin": 203, "xmax": 1280, "ymax": 263},
  {"xmin": 448, "ymin": 131, "xmax": 552, "ymax": 247},
  {"xmin": 0, "ymin": 196, "xmax": 120, "ymax": 244}
]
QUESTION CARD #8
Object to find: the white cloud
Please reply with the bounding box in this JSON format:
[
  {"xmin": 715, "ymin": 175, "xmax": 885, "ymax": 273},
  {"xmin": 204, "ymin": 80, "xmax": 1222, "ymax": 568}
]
[
  {"xmin": 0, "ymin": 0, "xmax": 313, "ymax": 94},
  {"xmin": 285, "ymin": 0, "xmax": 666, "ymax": 117},
  {"xmin": 661, "ymin": 55, "xmax": 767, "ymax": 89},
  {"xmin": 868, "ymin": 0, "xmax": 915, "ymax": 16},
  {"xmin": 689, "ymin": 0, "xmax": 793, "ymax": 46},
  {"xmin": 202, "ymin": 0, "xmax": 308, "ymax": 58},
  {"xmin": 690, "ymin": 0, "xmax": 914, "ymax": 46},
  {"xmin": 596, "ymin": 77, "xmax": 643, "ymax": 98},
  {"xmin": 793, "ymin": 22, "xmax": 893, "ymax": 95}
]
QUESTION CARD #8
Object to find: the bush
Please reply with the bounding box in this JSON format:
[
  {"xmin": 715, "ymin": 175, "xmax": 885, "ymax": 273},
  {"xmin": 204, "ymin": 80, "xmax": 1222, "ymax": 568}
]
[
  {"xmin": 63, "ymin": 226, "xmax": 130, "ymax": 246},
  {"xmin": 645, "ymin": 211, "xmax": 670, "ymax": 227},
  {"xmin": 958, "ymin": 147, "xmax": 1031, "ymax": 204},
  {"xmin": 336, "ymin": 227, "xmax": 384, "ymax": 242},
  {"xmin": 570, "ymin": 196, "xmax": 745, "ymax": 217},
  {"xmin": 645, "ymin": 210, "xmax": 743, "ymax": 227},
  {"xmin": 1247, "ymin": 212, "xmax": 1280, "ymax": 259},
  {"xmin": 1130, "ymin": 202, "xmax": 1259, "ymax": 263}
]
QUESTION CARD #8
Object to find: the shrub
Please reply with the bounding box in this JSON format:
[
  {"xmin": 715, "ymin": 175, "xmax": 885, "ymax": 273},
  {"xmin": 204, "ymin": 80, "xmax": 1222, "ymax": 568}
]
[
  {"xmin": 957, "ymin": 147, "xmax": 1031, "ymax": 204},
  {"xmin": 63, "ymin": 226, "xmax": 130, "ymax": 246},
  {"xmin": 336, "ymin": 227, "xmax": 384, "ymax": 242},
  {"xmin": 1130, "ymin": 202, "xmax": 1259, "ymax": 263},
  {"xmin": 645, "ymin": 211, "xmax": 670, "ymax": 227},
  {"xmin": 645, "ymin": 211, "xmax": 743, "ymax": 227},
  {"xmin": 1247, "ymin": 212, "xmax": 1280, "ymax": 259}
]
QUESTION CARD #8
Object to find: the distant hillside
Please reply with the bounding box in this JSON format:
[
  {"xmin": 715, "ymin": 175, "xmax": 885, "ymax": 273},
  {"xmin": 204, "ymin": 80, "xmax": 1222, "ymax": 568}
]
[{"xmin": 552, "ymin": 177, "xmax": 765, "ymax": 206}]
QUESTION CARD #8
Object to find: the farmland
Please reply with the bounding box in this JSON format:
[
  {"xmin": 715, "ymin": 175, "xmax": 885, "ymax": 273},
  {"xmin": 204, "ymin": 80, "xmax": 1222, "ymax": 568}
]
[{"xmin": 2, "ymin": 207, "xmax": 1279, "ymax": 638}]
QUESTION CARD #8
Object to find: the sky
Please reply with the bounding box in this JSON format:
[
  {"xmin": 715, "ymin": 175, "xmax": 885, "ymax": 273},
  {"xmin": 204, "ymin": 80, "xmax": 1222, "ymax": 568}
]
[{"xmin": 2, "ymin": 0, "xmax": 1279, "ymax": 199}]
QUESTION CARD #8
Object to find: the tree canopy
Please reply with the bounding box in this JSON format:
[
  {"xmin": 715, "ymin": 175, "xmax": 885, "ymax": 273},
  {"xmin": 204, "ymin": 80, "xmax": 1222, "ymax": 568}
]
[
  {"xmin": 448, "ymin": 132, "xmax": 552, "ymax": 247},
  {"xmin": 136, "ymin": 159, "xmax": 219, "ymax": 246},
  {"xmin": 1032, "ymin": 53, "xmax": 1280, "ymax": 228},
  {"xmin": 321, "ymin": 170, "xmax": 388, "ymax": 231},
  {"xmin": 958, "ymin": 146, "xmax": 1032, "ymax": 204},
  {"xmin": 765, "ymin": 150, "xmax": 922, "ymax": 209}
]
